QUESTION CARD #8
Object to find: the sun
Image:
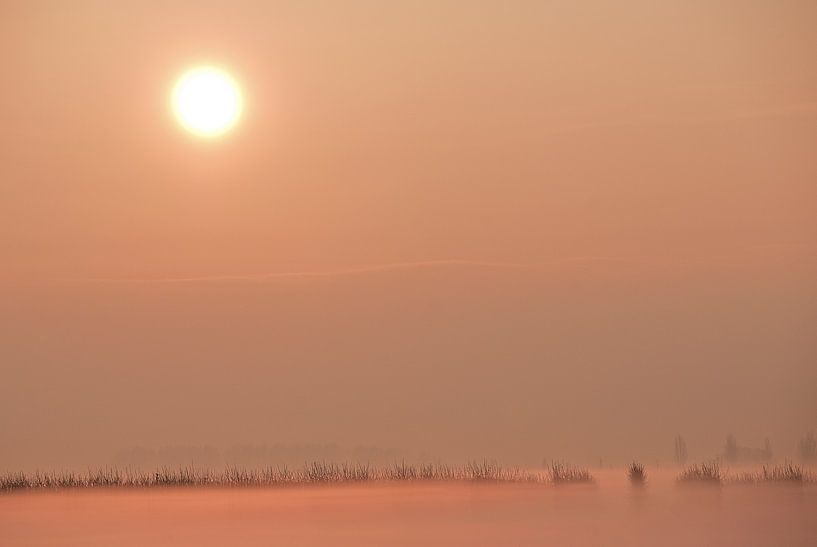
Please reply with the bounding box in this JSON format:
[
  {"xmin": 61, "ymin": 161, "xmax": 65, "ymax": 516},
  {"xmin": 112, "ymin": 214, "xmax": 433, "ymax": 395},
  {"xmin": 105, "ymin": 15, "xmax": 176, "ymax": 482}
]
[{"xmin": 172, "ymin": 66, "xmax": 243, "ymax": 138}]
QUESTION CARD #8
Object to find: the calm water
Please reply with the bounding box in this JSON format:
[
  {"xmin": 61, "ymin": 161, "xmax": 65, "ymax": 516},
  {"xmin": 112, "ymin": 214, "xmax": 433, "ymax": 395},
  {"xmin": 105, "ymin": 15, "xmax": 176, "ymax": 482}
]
[{"xmin": 1, "ymin": 470, "xmax": 815, "ymax": 546}]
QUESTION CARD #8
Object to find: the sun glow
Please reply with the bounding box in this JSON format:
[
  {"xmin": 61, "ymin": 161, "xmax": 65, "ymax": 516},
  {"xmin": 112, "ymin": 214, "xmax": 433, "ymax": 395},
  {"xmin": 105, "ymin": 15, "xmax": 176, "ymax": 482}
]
[{"xmin": 172, "ymin": 66, "xmax": 243, "ymax": 138}]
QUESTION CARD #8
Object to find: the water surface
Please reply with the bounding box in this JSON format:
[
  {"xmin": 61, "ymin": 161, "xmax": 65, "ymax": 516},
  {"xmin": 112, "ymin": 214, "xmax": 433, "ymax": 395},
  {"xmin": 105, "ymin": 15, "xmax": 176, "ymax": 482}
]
[{"xmin": 2, "ymin": 470, "xmax": 815, "ymax": 546}]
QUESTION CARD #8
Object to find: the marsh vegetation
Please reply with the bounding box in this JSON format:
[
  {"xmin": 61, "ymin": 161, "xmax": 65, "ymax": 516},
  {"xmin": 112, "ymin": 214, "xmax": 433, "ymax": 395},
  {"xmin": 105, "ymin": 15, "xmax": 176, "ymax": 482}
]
[
  {"xmin": 3, "ymin": 460, "xmax": 813, "ymax": 493},
  {"xmin": 0, "ymin": 461, "xmax": 548, "ymax": 492}
]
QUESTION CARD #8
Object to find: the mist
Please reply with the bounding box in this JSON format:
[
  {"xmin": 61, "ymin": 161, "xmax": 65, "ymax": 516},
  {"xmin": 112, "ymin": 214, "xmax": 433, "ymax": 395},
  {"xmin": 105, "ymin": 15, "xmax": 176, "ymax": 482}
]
[{"xmin": 1, "ymin": 0, "xmax": 816, "ymax": 472}]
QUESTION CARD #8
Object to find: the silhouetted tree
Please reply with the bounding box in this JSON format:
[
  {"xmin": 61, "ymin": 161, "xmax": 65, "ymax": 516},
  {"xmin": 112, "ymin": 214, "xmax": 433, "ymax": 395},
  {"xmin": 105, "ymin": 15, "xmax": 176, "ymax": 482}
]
[
  {"xmin": 799, "ymin": 432, "xmax": 817, "ymax": 461},
  {"xmin": 674, "ymin": 435, "xmax": 688, "ymax": 464},
  {"xmin": 761, "ymin": 438, "xmax": 773, "ymax": 462},
  {"xmin": 724, "ymin": 434, "xmax": 738, "ymax": 462}
]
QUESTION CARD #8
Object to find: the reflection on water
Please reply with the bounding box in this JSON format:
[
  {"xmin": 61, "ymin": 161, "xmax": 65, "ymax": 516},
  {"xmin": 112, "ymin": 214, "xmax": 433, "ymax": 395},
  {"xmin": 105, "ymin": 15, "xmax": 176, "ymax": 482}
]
[{"xmin": 1, "ymin": 470, "xmax": 815, "ymax": 546}]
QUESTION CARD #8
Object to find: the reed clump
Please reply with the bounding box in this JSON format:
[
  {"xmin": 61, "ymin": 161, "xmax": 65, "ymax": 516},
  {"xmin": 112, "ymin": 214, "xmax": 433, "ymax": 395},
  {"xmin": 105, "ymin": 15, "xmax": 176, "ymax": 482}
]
[
  {"xmin": 761, "ymin": 462, "xmax": 807, "ymax": 482},
  {"xmin": 549, "ymin": 462, "xmax": 594, "ymax": 484},
  {"xmin": 678, "ymin": 461, "xmax": 722, "ymax": 484},
  {"xmin": 730, "ymin": 463, "xmax": 813, "ymax": 484},
  {"xmin": 627, "ymin": 461, "xmax": 646, "ymax": 485}
]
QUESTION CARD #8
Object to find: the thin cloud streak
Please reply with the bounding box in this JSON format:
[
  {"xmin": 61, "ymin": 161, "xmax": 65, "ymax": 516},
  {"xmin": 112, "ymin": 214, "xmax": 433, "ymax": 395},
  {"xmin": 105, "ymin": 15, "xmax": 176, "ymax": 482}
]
[
  {"xmin": 77, "ymin": 243, "xmax": 816, "ymax": 285},
  {"xmin": 84, "ymin": 259, "xmax": 532, "ymax": 284},
  {"xmin": 544, "ymin": 100, "xmax": 817, "ymax": 137}
]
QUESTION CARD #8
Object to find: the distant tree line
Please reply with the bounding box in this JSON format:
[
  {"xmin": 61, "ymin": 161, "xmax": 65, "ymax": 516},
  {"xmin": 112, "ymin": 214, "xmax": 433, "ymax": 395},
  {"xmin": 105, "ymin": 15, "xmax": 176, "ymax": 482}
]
[
  {"xmin": 671, "ymin": 432, "xmax": 817, "ymax": 464},
  {"xmin": 723, "ymin": 434, "xmax": 772, "ymax": 463}
]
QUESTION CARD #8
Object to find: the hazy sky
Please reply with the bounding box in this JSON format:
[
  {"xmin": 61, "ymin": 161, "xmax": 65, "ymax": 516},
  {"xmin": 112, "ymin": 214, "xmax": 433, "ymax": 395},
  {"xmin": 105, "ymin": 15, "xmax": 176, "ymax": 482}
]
[{"xmin": 1, "ymin": 1, "xmax": 816, "ymax": 469}]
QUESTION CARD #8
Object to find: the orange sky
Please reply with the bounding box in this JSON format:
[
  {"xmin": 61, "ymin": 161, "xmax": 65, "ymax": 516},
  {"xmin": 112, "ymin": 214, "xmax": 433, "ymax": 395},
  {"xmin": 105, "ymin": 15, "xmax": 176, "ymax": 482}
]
[{"xmin": 1, "ymin": 1, "xmax": 816, "ymax": 469}]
